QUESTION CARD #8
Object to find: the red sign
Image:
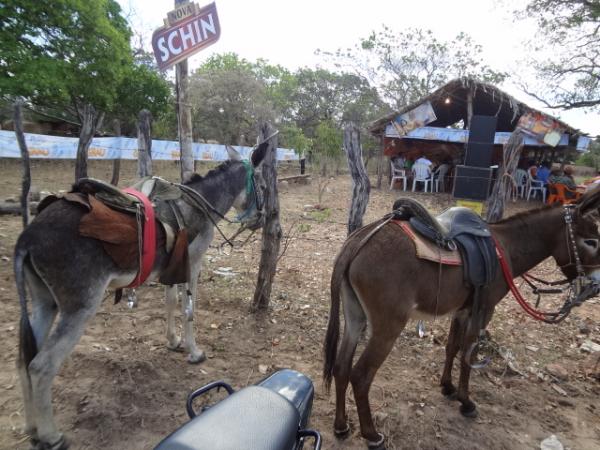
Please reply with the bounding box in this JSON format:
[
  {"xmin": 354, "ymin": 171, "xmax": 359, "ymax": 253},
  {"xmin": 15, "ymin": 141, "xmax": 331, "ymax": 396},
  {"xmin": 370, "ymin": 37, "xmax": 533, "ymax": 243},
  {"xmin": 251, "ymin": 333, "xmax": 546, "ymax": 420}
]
[{"xmin": 152, "ymin": 2, "xmax": 221, "ymax": 71}]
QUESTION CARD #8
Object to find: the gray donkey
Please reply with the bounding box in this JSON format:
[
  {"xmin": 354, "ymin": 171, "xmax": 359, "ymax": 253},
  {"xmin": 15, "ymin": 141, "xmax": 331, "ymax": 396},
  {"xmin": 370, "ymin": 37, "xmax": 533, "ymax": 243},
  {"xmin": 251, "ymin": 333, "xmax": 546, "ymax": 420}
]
[{"xmin": 14, "ymin": 143, "xmax": 268, "ymax": 450}]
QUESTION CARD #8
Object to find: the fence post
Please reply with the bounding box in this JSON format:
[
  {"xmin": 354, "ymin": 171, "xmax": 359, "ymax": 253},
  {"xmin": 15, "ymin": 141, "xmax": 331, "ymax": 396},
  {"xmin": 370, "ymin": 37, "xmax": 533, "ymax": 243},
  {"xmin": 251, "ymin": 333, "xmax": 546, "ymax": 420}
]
[
  {"xmin": 344, "ymin": 123, "xmax": 371, "ymax": 235},
  {"xmin": 14, "ymin": 100, "xmax": 30, "ymax": 228},
  {"xmin": 137, "ymin": 109, "xmax": 153, "ymax": 178},
  {"xmin": 75, "ymin": 103, "xmax": 104, "ymax": 181},
  {"xmin": 252, "ymin": 123, "xmax": 282, "ymax": 311}
]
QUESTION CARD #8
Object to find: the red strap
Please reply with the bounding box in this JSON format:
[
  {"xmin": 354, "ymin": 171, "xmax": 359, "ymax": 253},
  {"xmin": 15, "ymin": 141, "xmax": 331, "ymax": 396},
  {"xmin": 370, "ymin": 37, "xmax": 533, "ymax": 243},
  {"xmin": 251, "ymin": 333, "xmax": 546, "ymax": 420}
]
[
  {"xmin": 122, "ymin": 188, "xmax": 156, "ymax": 288},
  {"xmin": 492, "ymin": 235, "xmax": 548, "ymax": 321}
]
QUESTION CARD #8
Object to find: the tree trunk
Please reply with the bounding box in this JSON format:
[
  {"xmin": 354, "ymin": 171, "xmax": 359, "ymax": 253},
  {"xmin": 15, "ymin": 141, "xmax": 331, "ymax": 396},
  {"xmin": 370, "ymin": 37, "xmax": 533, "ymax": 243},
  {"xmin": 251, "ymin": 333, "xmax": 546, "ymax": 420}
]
[
  {"xmin": 252, "ymin": 123, "xmax": 282, "ymax": 312},
  {"xmin": 176, "ymin": 59, "xmax": 194, "ymax": 182},
  {"xmin": 466, "ymin": 86, "xmax": 474, "ymax": 129},
  {"xmin": 14, "ymin": 100, "xmax": 30, "ymax": 228},
  {"xmin": 75, "ymin": 103, "xmax": 104, "ymax": 181},
  {"xmin": 111, "ymin": 119, "xmax": 121, "ymax": 186},
  {"xmin": 376, "ymin": 136, "xmax": 384, "ymax": 189},
  {"xmin": 485, "ymin": 130, "xmax": 524, "ymax": 223},
  {"xmin": 344, "ymin": 123, "xmax": 371, "ymax": 235},
  {"xmin": 137, "ymin": 109, "xmax": 153, "ymax": 178}
]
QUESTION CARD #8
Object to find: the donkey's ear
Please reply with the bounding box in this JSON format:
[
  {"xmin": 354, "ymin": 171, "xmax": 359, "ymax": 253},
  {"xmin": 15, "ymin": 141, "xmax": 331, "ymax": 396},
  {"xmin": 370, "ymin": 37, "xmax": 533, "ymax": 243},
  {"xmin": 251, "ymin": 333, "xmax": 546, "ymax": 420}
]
[
  {"xmin": 251, "ymin": 141, "xmax": 269, "ymax": 167},
  {"xmin": 577, "ymin": 183, "xmax": 600, "ymax": 216},
  {"xmin": 226, "ymin": 145, "xmax": 242, "ymax": 161}
]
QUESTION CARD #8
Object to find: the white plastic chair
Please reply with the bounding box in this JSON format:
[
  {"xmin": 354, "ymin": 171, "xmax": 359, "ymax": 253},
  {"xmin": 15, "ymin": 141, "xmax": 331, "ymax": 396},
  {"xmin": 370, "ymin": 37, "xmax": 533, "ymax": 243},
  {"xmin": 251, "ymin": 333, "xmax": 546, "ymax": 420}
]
[
  {"xmin": 389, "ymin": 161, "xmax": 407, "ymax": 190},
  {"xmin": 514, "ymin": 168, "xmax": 528, "ymax": 199},
  {"xmin": 412, "ymin": 162, "xmax": 431, "ymax": 192},
  {"xmin": 526, "ymin": 167, "xmax": 546, "ymax": 202},
  {"xmin": 432, "ymin": 164, "xmax": 450, "ymax": 192}
]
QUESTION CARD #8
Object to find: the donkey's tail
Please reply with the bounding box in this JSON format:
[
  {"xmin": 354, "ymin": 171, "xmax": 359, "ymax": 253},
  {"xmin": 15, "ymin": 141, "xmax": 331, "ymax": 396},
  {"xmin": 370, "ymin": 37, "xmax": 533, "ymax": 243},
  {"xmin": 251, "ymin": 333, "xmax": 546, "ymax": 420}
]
[
  {"xmin": 323, "ymin": 249, "xmax": 345, "ymax": 392},
  {"xmin": 15, "ymin": 247, "xmax": 37, "ymax": 369}
]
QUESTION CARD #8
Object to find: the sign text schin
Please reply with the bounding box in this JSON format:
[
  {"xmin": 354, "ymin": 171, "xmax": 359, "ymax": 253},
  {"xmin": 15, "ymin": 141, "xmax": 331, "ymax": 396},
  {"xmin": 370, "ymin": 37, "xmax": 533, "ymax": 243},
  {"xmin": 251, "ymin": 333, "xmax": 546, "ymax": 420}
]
[{"xmin": 152, "ymin": 2, "xmax": 221, "ymax": 71}]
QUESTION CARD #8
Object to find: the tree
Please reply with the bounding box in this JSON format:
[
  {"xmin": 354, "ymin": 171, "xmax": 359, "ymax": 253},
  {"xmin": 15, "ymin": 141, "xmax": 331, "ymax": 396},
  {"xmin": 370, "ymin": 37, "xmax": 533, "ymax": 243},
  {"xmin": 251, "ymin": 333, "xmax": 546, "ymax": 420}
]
[
  {"xmin": 577, "ymin": 138, "xmax": 600, "ymax": 169},
  {"xmin": 517, "ymin": 0, "xmax": 600, "ymax": 110},
  {"xmin": 189, "ymin": 53, "xmax": 276, "ymax": 145},
  {"xmin": 318, "ymin": 28, "xmax": 507, "ymax": 109},
  {"xmin": 0, "ymin": 0, "xmax": 133, "ymax": 178},
  {"xmin": 279, "ymin": 123, "xmax": 312, "ymax": 156}
]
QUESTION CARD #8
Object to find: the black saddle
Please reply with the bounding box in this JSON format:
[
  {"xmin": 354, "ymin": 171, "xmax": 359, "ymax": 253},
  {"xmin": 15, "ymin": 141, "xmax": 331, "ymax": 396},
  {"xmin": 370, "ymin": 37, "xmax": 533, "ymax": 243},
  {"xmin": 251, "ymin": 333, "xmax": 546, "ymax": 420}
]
[{"xmin": 394, "ymin": 199, "xmax": 497, "ymax": 288}]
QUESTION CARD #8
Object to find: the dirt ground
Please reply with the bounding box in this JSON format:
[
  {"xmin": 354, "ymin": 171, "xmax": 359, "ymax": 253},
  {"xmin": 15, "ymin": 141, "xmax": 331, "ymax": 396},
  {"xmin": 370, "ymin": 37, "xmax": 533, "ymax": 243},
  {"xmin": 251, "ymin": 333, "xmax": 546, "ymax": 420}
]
[{"xmin": 0, "ymin": 159, "xmax": 599, "ymax": 450}]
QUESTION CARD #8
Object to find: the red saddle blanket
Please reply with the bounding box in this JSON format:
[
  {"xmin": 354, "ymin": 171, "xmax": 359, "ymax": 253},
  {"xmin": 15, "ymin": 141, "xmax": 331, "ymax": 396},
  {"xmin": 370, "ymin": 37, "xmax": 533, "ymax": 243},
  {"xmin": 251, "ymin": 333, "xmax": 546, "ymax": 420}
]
[{"xmin": 392, "ymin": 220, "xmax": 462, "ymax": 266}]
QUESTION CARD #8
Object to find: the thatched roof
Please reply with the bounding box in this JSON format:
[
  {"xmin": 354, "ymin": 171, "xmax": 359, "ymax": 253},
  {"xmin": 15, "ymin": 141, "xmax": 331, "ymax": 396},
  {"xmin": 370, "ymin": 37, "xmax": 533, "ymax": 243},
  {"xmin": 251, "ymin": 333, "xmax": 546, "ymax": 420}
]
[{"xmin": 368, "ymin": 77, "xmax": 582, "ymax": 137}]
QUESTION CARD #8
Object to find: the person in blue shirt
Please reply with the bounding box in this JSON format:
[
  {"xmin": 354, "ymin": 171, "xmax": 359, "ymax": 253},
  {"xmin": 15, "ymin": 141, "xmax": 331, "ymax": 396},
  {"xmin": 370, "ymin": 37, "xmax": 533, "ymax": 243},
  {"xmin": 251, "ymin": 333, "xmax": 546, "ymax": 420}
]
[{"xmin": 536, "ymin": 161, "xmax": 551, "ymax": 185}]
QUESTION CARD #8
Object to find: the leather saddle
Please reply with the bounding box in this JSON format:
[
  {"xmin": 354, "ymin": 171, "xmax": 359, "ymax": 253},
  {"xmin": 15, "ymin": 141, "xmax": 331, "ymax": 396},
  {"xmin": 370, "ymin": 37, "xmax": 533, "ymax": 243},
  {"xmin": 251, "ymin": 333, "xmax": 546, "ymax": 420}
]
[
  {"xmin": 38, "ymin": 177, "xmax": 192, "ymax": 287},
  {"xmin": 392, "ymin": 198, "xmax": 497, "ymax": 287}
]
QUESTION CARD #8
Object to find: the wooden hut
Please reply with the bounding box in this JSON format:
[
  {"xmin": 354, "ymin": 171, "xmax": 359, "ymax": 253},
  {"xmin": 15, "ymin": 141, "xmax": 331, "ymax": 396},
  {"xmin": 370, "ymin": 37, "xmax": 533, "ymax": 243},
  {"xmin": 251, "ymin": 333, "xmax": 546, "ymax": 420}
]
[{"xmin": 369, "ymin": 77, "xmax": 591, "ymax": 169}]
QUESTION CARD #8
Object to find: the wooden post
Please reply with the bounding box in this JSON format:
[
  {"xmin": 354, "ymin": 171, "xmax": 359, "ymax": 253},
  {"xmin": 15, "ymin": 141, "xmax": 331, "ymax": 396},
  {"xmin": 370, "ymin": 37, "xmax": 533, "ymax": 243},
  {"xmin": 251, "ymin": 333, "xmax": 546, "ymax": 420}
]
[
  {"xmin": 344, "ymin": 123, "xmax": 371, "ymax": 235},
  {"xmin": 137, "ymin": 109, "xmax": 153, "ymax": 178},
  {"xmin": 75, "ymin": 103, "xmax": 104, "ymax": 181},
  {"xmin": 110, "ymin": 119, "xmax": 121, "ymax": 186},
  {"xmin": 14, "ymin": 100, "xmax": 31, "ymax": 228},
  {"xmin": 466, "ymin": 85, "xmax": 474, "ymax": 129},
  {"xmin": 485, "ymin": 130, "xmax": 524, "ymax": 223},
  {"xmin": 252, "ymin": 123, "xmax": 282, "ymax": 311},
  {"xmin": 376, "ymin": 135, "xmax": 384, "ymax": 189},
  {"xmin": 174, "ymin": 0, "xmax": 194, "ymax": 183}
]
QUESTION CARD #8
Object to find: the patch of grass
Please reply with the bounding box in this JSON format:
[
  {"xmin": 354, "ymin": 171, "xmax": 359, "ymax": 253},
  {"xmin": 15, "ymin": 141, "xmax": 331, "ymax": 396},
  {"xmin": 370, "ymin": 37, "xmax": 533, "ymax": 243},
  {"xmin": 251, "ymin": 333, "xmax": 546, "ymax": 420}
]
[
  {"xmin": 297, "ymin": 223, "xmax": 311, "ymax": 233},
  {"xmin": 308, "ymin": 208, "xmax": 331, "ymax": 223}
]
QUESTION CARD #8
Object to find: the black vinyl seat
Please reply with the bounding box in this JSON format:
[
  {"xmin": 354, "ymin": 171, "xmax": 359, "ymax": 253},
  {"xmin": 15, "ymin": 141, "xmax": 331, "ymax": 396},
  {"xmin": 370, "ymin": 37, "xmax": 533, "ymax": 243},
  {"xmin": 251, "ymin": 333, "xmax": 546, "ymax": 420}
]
[{"xmin": 154, "ymin": 385, "xmax": 300, "ymax": 450}]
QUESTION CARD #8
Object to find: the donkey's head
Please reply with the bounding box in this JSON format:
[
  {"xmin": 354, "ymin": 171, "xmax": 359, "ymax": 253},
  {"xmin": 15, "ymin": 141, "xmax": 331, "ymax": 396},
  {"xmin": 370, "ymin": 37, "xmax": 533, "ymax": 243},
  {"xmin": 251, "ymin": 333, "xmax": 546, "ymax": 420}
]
[
  {"xmin": 226, "ymin": 142, "xmax": 268, "ymax": 230},
  {"xmin": 552, "ymin": 185, "xmax": 600, "ymax": 281}
]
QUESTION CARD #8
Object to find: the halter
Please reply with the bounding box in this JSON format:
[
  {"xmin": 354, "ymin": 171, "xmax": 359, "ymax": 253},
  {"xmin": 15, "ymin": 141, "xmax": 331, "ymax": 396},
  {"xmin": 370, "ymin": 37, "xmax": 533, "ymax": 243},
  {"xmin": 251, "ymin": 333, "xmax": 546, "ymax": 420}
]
[
  {"xmin": 496, "ymin": 204, "xmax": 600, "ymax": 324},
  {"xmin": 235, "ymin": 160, "xmax": 263, "ymax": 223}
]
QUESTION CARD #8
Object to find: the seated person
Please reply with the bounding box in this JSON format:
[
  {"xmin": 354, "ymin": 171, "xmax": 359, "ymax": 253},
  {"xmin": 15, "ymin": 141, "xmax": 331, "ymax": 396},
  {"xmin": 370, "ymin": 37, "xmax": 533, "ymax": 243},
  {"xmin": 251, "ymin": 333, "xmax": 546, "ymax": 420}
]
[
  {"xmin": 536, "ymin": 161, "xmax": 551, "ymax": 185},
  {"xmin": 391, "ymin": 155, "xmax": 406, "ymax": 170},
  {"xmin": 548, "ymin": 166, "xmax": 578, "ymax": 198},
  {"xmin": 415, "ymin": 155, "xmax": 433, "ymax": 168}
]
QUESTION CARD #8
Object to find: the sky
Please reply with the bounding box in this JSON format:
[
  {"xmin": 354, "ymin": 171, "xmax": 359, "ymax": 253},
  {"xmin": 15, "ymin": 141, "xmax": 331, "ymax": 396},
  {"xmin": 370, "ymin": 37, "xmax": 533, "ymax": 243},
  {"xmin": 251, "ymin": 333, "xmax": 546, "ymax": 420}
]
[{"xmin": 117, "ymin": 0, "xmax": 599, "ymax": 137}]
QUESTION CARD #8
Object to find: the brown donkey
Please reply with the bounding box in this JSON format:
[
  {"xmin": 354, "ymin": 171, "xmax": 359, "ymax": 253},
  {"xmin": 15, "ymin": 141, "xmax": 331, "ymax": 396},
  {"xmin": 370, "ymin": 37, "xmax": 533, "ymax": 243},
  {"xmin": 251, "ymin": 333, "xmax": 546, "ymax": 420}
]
[{"xmin": 323, "ymin": 187, "xmax": 600, "ymax": 450}]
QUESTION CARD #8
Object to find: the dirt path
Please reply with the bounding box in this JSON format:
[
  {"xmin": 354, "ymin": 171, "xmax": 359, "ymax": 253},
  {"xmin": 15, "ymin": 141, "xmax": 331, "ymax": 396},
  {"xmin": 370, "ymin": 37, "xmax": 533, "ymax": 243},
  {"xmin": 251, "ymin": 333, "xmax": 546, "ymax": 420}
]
[{"xmin": 0, "ymin": 160, "xmax": 598, "ymax": 449}]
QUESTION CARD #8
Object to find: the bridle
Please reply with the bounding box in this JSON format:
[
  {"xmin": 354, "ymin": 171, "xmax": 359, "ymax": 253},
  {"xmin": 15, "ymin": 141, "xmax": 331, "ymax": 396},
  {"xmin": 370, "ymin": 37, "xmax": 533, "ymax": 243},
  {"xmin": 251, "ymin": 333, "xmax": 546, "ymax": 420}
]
[{"xmin": 496, "ymin": 204, "xmax": 600, "ymax": 324}]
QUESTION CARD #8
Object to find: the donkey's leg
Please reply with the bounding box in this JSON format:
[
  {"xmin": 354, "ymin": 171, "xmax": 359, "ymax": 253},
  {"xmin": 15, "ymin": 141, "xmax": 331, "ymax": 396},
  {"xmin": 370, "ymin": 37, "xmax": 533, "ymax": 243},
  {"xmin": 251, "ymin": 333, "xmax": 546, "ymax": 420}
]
[
  {"xmin": 333, "ymin": 281, "xmax": 366, "ymax": 436},
  {"xmin": 29, "ymin": 290, "xmax": 104, "ymax": 448},
  {"xmin": 18, "ymin": 266, "xmax": 58, "ymax": 440},
  {"xmin": 350, "ymin": 320, "xmax": 405, "ymax": 449},
  {"xmin": 440, "ymin": 311, "xmax": 467, "ymax": 398},
  {"xmin": 165, "ymin": 285, "xmax": 182, "ymax": 351},
  {"xmin": 456, "ymin": 314, "xmax": 480, "ymax": 418},
  {"xmin": 181, "ymin": 260, "xmax": 206, "ymax": 364}
]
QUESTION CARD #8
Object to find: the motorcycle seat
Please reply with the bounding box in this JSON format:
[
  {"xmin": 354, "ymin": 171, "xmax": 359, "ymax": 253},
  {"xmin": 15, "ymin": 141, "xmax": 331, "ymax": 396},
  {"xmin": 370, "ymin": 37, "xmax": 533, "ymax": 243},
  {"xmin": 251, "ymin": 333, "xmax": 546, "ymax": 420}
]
[{"xmin": 154, "ymin": 385, "xmax": 300, "ymax": 450}]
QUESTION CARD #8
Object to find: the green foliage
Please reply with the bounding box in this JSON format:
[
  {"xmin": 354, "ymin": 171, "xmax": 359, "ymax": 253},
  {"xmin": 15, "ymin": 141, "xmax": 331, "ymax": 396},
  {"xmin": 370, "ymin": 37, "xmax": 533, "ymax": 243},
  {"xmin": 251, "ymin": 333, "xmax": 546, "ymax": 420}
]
[
  {"xmin": 112, "ymin": 62, "xmax": 172, "ymax": 134},
  {"xmin": 577, "ymin": 139, "xmax": 600, "ymax": 170},
  {"xmin": 297, "ymin": 223, "xmax": 311, "ymax": 233},
  {"xmin": 318, "ymin": 27, "xmax": 507, "ymax": 109},
  {"xmin": 190, "ymin": 53, "xmax": 275, "ymax": 145},
  {"xmin": 279, "ymin": 123, "xmax": 312, "ymax": 155},
  {"xmin": 0, "ymin": 0, "xmax": 132, "ymax": 112},
  {"xmin": 313, "ymin": 121, "xmax": 342, "ymax": 159},
  {"xmin": 518, "ymin": 0, "xmax": 600, "ymax": 110}
]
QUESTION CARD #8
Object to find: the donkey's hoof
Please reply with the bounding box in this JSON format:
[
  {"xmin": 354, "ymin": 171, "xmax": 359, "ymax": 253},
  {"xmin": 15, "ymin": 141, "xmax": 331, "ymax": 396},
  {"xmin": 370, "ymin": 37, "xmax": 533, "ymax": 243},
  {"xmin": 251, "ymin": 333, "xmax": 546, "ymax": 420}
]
[
  {"xmin": 334, "ymin": 423, "xmax": 351, "ymax": 438},
  {"xmin": 166, "ymin": 338, "xmax": 184, "ymax": 352},
  {"xmin": 441, "ymin": 384, "xmax": 457, "ymax": 399},
  {"xmin": 367, "ymin": 432, "xmax": 386, "ymax": 450},
  {"xmin": 32, "ymin": 434, "xmax": 69, "ymax": 450},
  {"xmin": 187, "ymin": 351, "xmax": 206, "ymax": 364},
  {"xmin": 459, "ymin": 402, "xmax": 478, "ymax": 418}
]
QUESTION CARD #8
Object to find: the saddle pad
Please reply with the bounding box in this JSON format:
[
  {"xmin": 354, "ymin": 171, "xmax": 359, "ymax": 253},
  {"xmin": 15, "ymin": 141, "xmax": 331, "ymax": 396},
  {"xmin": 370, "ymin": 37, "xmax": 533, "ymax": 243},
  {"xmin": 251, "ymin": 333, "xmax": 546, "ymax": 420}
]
[{"xmin": 393, "ymin": 220, "xmax": 462, "ymax": 266}]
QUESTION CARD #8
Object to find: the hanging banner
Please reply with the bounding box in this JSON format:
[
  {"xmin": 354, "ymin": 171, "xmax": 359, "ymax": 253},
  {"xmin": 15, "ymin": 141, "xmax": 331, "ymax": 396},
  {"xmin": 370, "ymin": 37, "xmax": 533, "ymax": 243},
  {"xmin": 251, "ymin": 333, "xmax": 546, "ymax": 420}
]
[
  {"xmin": 152, "ymin": 2, "xmax": 221, "ymax": 71},
  {"xmin": 391, "ymin": 101, "xmax": 437, "ymax": 137},
  {"xmin": 517, "ymin": 112, "xmax": 564, "ymax": 147}
]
